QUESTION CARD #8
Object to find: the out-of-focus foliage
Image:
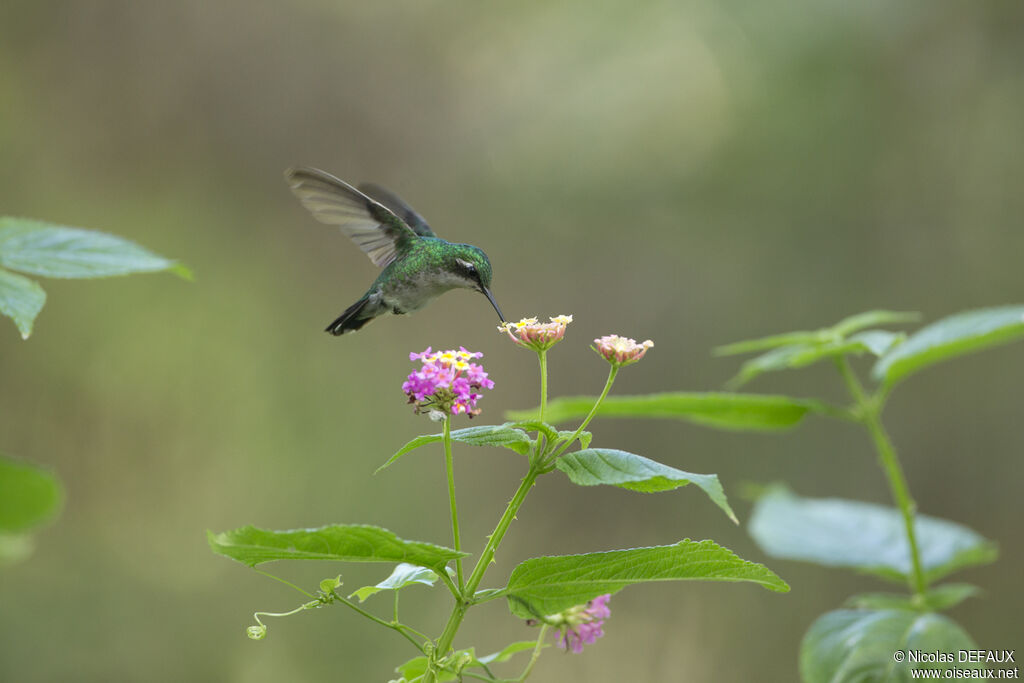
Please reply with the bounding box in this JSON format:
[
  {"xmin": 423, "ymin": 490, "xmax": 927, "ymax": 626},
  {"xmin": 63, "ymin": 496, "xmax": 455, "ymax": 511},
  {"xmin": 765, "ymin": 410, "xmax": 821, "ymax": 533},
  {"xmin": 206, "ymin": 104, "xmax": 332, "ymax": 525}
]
[
  {"xmin": 0, "ymin": 454, "xmax": 63, "ymax": 565},
  {"xmin": 2, "ymin": 1, "xmax": 1022, "ymax": 681}
]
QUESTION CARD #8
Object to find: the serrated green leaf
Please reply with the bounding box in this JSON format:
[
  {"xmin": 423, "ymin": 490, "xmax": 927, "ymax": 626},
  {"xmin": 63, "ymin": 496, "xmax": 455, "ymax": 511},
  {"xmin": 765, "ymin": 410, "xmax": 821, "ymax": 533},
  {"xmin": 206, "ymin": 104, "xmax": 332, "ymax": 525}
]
[
  {"xmin": 845, "ymin": 583, "xmax": 982, "ymax": 612},
  {"xmin": 377, "ymin": 423, "xmax": 532, "ymax": 472},
  {"xmin": 503, "ymin": 539, "xmax": 788, "ymax": 619},
  {"xmin": 800, "ymin": 609, "xmax": 979, "ymax": 683},
  {"xmin": 0, "ymin": 267, "xmax": 46, "ymax": 339},
  {"xmin": 873, "ymin": 305, "xmax": 1024, "ymax": 386},
  {"xmin": 508, "ymin": 393, "xmax": 828, "ymax": 431},
  {"xmin": 749, "ymin": 489, "xmax": 998, "ymax": 583},
  {"xmin": 349, "ymin": 562, "xmax": 438, "ymax": 602},
  {"xmin": 207, "ymin": 524, "xmax": 466, "ymax": 572},
  {"xmin": 0, "ymin": 217, "xmax": 190, "ymax": 279},
  {"xmin": 0, "ymin": 454, "xmax": 63, "ymax": 532},
  {"xmin": 555, "ymin": 448, "xmax": 737, "ymax": 523}
]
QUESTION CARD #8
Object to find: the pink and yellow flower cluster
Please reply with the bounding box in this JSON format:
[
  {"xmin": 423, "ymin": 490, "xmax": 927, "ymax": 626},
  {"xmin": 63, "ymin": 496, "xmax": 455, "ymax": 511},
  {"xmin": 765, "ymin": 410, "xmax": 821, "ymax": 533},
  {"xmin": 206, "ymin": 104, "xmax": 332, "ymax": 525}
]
[
  {"xmin": 498, "ymin": 315, "xmax": 573, "ymax": 352},
  {"xmin": 402, "ymin": 347, "xmax": 494, "ymax": 417},
  {"xmin": 592, "ymin": 334, "xmax": 654, "ymax": 367}
]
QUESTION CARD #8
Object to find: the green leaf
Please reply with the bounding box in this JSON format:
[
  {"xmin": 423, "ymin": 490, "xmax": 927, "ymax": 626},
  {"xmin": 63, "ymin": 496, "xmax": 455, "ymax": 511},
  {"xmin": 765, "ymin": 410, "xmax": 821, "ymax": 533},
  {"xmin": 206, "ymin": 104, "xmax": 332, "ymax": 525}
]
[
  {"xmin": 0, "ymin": 217, "xmax": 190, "ymax": 280},
  {"xmin": 476, "ymin": 640, "xmax": 542, "ymax": 666},
  {"xmin": 508, "ymin": 393, "xmax": 828, "ymax": 431},
  {"xmin": 507, "ymin": 420, "xmax": 559, "ymax": 442},
  {"xmin": 503, "ymin": 539, "xmax": 788, "ymax": 619},
  {"xmin": 873, "ymin": 305, "xmax": 1024, "ymax": 386},
  {"xmin": 555, "ymin": 448, "xmax": 737, "ymax": 523},
  {"xmin": 845, "ymin": 583, "xmax": 982, "ymax": 612},
  {"xmin": 207, "ymin": 524, "xmax": 466, "ymax": 572},
  {"xmin": 726, "ymin": 331, "xmax": 906, "ymax": 388},
  {"xmin": 0, "ymin": 267, "xmax": 46, "ymax": 339},
  {"xmin": 828, "ymin": 310, "xmax": 921, "ymax": 338},
  {"xmin": 714, "ymin": 311, "xmax": 918, "ymax": 357},
  {"xmin": 748, "ymin": 489, "xmax": 998, "ymax": 583},
  {"xmin": 0, "ymin": 454, "xmax": 63, "ymax": 533},
  {"xmin": 319, "ymin": 575, "xmax": 343, "ymax": 594},
  {"xmin": 800, "ymin": 609, "xmax": 979, "ymax": 683},
  {"xmin": 557, "ymin": 429, "xmax": 592, "ymax": 450},
  {"xmin": 349, "ymin": 562, "xmax": 438, "ymax": 602},
  {"xmin": 377, "ymin": 423, "xmax": 532, "ymax": 473},
  {"xmin": 714, "ymin": 330, "xmax": 822, "ymax": 356}
]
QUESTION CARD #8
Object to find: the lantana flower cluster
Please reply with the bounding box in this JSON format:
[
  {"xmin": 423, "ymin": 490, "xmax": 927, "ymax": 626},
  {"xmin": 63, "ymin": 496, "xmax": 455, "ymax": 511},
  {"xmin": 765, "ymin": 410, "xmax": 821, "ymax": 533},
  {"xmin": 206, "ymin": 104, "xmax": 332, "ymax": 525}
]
[
  {"xmin": 402, "ymin": 347, "xmax": 494, "ymax": 418},
  {"xmin": 546, "ymin": 594, "xmax": 612, "ymax": 654},
  {"xmin": 498, "ymin": 315, "xmax": 573, "ymax": 352},
  {"xmin": 593, "ymin": 334, "xmax": 654, "ymax": 367}
]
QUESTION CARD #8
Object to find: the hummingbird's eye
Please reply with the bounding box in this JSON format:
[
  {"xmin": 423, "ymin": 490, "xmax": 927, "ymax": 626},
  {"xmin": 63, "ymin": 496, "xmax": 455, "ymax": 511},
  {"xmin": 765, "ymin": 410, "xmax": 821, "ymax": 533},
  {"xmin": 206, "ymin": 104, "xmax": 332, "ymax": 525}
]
[{"xmin": 455, "ymin": 258, "xmax": 477, "ymax": 275}]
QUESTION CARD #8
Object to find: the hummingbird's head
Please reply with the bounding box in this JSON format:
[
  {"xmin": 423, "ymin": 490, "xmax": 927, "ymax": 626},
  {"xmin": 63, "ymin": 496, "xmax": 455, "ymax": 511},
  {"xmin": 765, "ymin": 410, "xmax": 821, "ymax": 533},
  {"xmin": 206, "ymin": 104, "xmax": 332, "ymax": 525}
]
[{"xmin": 447, "ymin": 244, "xmax": 504, "ymax": 322}]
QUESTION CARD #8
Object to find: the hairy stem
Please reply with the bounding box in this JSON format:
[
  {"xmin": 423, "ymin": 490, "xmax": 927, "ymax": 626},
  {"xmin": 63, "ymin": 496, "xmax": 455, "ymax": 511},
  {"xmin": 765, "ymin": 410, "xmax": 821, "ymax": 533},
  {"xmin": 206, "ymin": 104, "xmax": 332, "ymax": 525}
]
[
  {"xmin": 537, "ymin": 350, "xmax": 548, "ymax": 423},
  {"xmin": 515, "ymin": 625, "xmax": 550, "ymax": 682},
  {"xmin": 835, "ymin": 357, "xmax": 928, "ymax": 596},
  {"xmin": 425, "ymin": 465, "xmax": 541, "ymax": 682},
  {"xmin": 442, "ymin": 416, "xmax": 464, "ymax": 591}
]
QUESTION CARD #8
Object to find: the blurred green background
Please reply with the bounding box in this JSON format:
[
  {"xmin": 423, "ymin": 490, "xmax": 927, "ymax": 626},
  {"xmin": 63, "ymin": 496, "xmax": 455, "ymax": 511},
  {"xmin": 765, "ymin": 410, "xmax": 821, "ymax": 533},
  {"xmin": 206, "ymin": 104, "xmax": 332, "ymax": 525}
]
[{"xmin": 2, "ymin": 1, "xmax": 1022, "ymax": 681}]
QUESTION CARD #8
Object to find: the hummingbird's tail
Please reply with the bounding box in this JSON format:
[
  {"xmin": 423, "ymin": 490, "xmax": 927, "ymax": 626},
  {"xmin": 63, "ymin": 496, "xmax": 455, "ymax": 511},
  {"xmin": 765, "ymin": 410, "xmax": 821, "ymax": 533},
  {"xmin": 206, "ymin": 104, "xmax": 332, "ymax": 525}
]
[{"xmin": 325, "ymin": 297, "xmax": 374, "ymax": 336}]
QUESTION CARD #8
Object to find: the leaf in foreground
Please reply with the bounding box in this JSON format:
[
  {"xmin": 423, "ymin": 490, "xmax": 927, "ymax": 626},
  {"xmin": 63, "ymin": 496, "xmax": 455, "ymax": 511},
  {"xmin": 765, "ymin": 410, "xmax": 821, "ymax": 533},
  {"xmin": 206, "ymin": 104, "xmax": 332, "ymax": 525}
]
[
  {"xmin": 748, "ymin": 488, "xmax": 997, "ymax": 584},
  {"xmin": 0, "ymin": 454, "xmax": 63, "ymax": 533},
  {"xmin": 0, "ymin": 268, "xmax": 46, "ymax": 338},
  {"xmin": 0, "ymin": 217, "xmax": 190, "ymax": 279},
  {"xmin": 504, "ymin": 539, "xmax": 789, "ymax": 619},
  {"xmin": 556, "ymin": 448, "xmax": 737, "ymax": 523},
  {"xmin": 508, "ymin": 392, "xmax": 829, "ymax": 432},
  {"xmin": 801, "ymin": 609, "xmax": 978, "ymax": 683},
  {"xmin": 207, "ymin": 524, "xmax": 466, "ymax": 572}
]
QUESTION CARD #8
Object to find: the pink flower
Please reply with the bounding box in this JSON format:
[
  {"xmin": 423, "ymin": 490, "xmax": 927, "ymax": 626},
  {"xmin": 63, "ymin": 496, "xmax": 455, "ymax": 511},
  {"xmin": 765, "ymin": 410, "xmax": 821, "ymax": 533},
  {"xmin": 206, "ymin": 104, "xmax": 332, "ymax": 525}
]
[
  {"xmin": 552, "ymin": 594, "xmax": 612, "ymax": 654},
  {"xmin": 592, "ymin": 335, "xmax": 654, "ymax": 367},
  {"xmin": 403, "ymin": 348, "xmax": 492, "ymax": 417}
]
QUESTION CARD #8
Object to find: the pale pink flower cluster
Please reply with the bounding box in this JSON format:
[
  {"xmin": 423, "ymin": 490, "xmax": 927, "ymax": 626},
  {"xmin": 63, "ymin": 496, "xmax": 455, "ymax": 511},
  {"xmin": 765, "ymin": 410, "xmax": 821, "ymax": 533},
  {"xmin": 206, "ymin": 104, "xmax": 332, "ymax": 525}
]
[
  {"xmin": 593, "ymin": 334, "xmax": 654, "ymax": 367},
  {"xmin": 402, "ymin": 347, "xmax": 493, "ymax": 417},
  {"xmin": 498, "ymin": 315, "xmax": 573, "ymax": 352},
  {"xmin": 553, "ymin": 594, "xmax": 612, "ymax": 654}
]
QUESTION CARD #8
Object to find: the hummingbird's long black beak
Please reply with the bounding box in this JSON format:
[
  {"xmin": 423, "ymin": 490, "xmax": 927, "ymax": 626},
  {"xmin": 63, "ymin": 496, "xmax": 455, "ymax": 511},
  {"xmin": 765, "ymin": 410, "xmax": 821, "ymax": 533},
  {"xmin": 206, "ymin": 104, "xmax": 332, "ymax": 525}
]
[{"xmin": 482, "ymin": 287, "xmax": 505, "ymax": 322}]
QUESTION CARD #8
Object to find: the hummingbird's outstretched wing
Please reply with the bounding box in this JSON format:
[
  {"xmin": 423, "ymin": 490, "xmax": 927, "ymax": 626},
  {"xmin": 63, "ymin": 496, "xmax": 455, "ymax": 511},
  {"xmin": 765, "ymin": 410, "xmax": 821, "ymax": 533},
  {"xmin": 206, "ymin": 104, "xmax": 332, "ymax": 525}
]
[
  {"xmin": 358, "ymin": 183, "xmax": 436, "ymax": 238},
  {"xmin": 285, "ymin": 167, "xmax": 417, "ymax": 268}
]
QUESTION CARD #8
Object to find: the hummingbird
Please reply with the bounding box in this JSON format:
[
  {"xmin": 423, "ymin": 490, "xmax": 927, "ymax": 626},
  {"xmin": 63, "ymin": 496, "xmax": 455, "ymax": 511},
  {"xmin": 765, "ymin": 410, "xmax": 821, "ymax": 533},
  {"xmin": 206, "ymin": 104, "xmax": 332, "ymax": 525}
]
[{"xmin": 285, "ymin": 166, "xmax": 505, "ymax": 335}]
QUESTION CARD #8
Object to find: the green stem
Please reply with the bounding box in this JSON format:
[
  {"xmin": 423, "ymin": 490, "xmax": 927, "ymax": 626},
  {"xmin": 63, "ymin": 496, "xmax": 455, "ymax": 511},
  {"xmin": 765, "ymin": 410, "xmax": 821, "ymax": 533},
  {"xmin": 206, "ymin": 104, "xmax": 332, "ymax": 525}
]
[
  {"xmin": 835, "ymin": 357, "xmax": 928, "ymax": 596},
  {"xmin": 442, "ymin": 416, "xmax": 465, "ymax": 591},
  {"xmin": 333, "ymin": 592, "xmax": 426, "ymax": 654},
  {"xmin": 253, "ymin": 569, "xmax": 316, "ymax": 599},
  {"xmin": 549, "ymin": 365, "xmax": 618, "ymax": 462},
  {"xmin": 425, "ymin": 465, "xmax": 542, "ymax": 683},
  {"xmin": 515, "ymin": 625, "xmax": 549, "ymax": 682},
  {"xmin": 537, "ymin": 350, "xmax": 548, "ymax": 423}
]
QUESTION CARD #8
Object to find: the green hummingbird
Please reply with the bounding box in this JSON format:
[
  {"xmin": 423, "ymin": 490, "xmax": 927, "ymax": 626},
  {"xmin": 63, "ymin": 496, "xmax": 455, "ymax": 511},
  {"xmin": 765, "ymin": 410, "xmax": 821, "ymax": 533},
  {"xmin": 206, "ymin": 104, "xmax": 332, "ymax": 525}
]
[{"xmin": 285, "ymin": 167, "xmax": 505, "ymax": 335}]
